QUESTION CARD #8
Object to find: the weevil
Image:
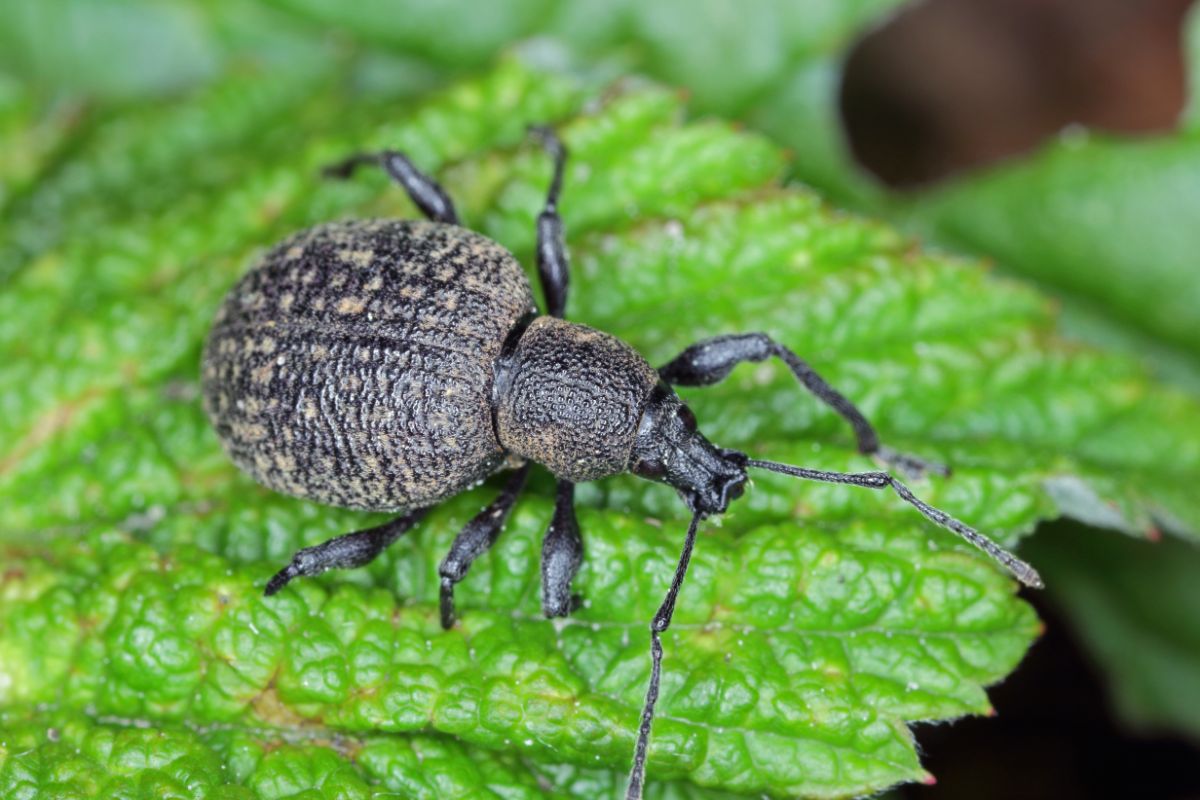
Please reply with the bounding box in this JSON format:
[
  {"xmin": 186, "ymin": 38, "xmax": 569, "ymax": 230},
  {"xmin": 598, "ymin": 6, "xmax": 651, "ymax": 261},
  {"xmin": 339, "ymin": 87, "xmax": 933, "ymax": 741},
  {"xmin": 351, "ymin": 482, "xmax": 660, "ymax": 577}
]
[{"xmin": 201, "ymin": 127, "xmax": 1043, "ymax": 798}]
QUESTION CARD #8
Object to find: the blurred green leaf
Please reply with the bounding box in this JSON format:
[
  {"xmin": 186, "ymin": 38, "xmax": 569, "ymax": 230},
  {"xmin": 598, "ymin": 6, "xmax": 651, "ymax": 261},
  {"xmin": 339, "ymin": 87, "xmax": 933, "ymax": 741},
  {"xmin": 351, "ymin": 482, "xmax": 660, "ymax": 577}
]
[
  {"xmin": 0, "ymin": 0, "xmax": 217, "ymax": 101},
  {"xmin": 3, "ymin": 54, "xmax": 1199, "ymax": 797},
  {"xmin": 897, "ymin": 102, "xmax": 1200, "ymax": 381}
]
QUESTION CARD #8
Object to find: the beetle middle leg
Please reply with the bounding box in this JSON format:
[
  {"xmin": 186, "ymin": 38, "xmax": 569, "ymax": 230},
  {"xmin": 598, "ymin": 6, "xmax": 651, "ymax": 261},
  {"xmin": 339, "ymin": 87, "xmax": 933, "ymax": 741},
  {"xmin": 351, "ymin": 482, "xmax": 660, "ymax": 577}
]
[
  {"xmin": 658, "ymin": 332, "xmax": 948, "ymax": 478},
  {"xmin": 438, "ymin": 464, "xmax": 531, "ymax": 629},
  {"xmin": 264, "ymin": 507, "xmax": 429, "ymax": 596},
  {"xmin": 322, "ymin": 151, "xmax": 459, "ymax": 224},
  {"xmin": 541, "ymin": 479, "xmax": 583, "ymax": 618}
]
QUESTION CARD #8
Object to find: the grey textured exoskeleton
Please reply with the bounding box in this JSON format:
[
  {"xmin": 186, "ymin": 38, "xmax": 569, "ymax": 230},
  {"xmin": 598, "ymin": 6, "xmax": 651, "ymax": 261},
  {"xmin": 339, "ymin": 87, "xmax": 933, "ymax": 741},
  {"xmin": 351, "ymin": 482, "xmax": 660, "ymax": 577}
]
[{"xmin": 201, "ymin": 128, "xmax": 1042, "ymax": 799}]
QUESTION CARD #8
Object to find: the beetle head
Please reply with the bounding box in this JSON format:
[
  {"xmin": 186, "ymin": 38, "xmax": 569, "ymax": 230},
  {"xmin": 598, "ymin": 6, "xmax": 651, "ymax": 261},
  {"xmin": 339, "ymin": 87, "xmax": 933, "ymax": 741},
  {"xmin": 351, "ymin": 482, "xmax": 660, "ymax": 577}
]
[{"xmin": 629, "ymin": 384, "xmax": 748, "ymax": 515}]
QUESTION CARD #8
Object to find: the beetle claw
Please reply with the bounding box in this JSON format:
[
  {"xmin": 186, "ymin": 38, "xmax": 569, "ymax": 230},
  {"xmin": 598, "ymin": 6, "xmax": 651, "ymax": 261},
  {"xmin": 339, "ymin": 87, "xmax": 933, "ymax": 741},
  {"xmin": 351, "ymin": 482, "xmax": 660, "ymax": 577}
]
[
  {"xmin": 873, "ymin": 446, "xmax": 951, "ymax": 480},
  {"xmin": 263, "ymin": 564, "xmax": 297, "ymax": 596}
]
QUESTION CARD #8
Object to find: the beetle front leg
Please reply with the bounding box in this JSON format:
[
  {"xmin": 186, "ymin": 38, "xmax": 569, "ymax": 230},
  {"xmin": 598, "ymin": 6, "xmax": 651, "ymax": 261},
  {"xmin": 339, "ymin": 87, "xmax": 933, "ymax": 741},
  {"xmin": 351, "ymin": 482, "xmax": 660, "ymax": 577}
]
[
  {"xmin": 541, "ymin": 479, "xmax": 583, "ymax": 618},
  {"xmin": 658, "ymin": 333, "xmax": 948, "ymax": 479},
  {"xmin": 265, "ymin": 507, "xmax": 430, "ymax": 595},
  {"xmin": 438, "ymin": 464, "xmax": 531, "ymax": 629},
  {"xmin": 322, "ymin": 150, "xmax": 459, "ymax": 224}
]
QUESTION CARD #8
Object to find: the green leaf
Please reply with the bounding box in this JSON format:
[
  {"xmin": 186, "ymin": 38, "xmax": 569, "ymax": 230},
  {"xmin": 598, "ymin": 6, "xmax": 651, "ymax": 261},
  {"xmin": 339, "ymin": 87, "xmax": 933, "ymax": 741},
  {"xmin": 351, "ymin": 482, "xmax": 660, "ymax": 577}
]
[
  {"xmin": 2, "ymin": 58, "xmax": 1198, "ymax": 797},
  {"xmin": 0, "ymin": 0, "xmax": 217, "ymax": 102},
  {"xmin": 21, "ymin": 0, "xmax": 1198, "ymax": 385},
  {"xmin": 0, "ymin": 708, "xmax": 555, "ymax": 799},
  {"xmin": 0, "ymin": 64, "xmax": 345, "ymax": 285}
]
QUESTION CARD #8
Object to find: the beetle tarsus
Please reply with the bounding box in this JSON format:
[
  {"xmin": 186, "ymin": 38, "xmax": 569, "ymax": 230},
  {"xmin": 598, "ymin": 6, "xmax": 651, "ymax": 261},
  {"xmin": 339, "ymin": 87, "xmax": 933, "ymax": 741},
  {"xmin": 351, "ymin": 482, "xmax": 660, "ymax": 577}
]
[
  {"xmin": 264, "ymin": 564, "xmax": 297, "ymax": 596},
  {"xmin": 439, "ymin": 578, "xmax": 458, "ymax": 629},
  {"xmin": 320, "ymin": 153, "xmax": 377, "ymax": 180},
  {"xmin": 873, "ymin": 445, "xmax": 951, "ymax": 480}
]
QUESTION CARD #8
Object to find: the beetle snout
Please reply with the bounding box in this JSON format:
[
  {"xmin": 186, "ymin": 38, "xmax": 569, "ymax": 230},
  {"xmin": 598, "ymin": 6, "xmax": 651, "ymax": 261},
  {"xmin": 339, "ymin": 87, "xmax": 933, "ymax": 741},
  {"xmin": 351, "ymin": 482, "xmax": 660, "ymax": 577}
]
[
  {"xmin": 714, "ymin": 473, "xmax": 747, "ymax": 512},
  {"xmin": 689, "ymin": 472, "xmax": 747, "ymax": 516}
]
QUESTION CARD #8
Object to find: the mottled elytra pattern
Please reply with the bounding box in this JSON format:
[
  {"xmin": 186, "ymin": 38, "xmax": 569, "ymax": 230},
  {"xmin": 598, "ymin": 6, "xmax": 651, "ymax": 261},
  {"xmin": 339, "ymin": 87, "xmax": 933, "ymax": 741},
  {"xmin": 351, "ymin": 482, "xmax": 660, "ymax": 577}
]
[
  {"xmin": 202, "ymin": 219, "xmax": 536, "ymax": 511},
  {"xmin": 496, "ymin": 316, "xmax": 658, "ymax": 482}
]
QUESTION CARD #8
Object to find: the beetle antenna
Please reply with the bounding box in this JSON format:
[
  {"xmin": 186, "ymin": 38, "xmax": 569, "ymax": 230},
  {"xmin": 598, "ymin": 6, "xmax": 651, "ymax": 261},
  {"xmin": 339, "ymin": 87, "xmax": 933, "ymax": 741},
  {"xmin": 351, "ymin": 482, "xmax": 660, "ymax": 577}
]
[
  {"xmin": 625, "ymin": 509, "xmax": 704, "ymax": 800},
  {"xmin": 747, "ymin": 459, "xmax": 1043, "ymax": 589}
]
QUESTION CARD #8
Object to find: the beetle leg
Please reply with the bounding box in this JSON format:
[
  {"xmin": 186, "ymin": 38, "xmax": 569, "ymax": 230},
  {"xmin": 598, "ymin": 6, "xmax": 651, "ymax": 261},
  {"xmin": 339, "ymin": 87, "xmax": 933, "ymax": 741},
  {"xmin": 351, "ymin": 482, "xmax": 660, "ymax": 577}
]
[
  {"xmin": 529, "ymin": 125, "xmax": 570, "ymax": 319},
  {"xmin": 658, "ymin": 332, "xmax": 949, "ymax": 479},
  {"xmin": 264, "ymin": 507, "xmax": 429, "ymax": 596},
  {"xmin": 528, "ymin": 125, "xmax": 582, "ymax": 613},
  {"xmin": 541, "ymin": 479, "xmax": 583, "ymax": 618},
  {"xmin": 438, "ymin": 464, "xmax": 532, "ymax": 629},
  {"xmin": 322, "ymin": 150, "xmax": 459, "ymax": 224}
]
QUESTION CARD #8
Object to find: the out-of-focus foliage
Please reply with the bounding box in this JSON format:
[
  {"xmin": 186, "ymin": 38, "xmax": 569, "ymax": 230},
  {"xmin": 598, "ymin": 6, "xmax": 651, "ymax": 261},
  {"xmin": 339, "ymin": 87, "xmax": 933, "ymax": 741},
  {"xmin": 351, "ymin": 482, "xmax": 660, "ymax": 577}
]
[
  {"xmin": 882, "ymin": 8, "xmax": 1200, "ymax": 390},
  {"xmin": 736, "ymin": 3, "xmax": 1200, "ymax": 386}
]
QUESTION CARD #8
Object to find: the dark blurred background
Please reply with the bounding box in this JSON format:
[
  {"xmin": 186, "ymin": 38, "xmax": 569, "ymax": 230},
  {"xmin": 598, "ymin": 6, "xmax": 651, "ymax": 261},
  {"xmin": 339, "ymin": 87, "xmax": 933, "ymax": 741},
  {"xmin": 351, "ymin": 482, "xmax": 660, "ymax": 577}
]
[
  {"xmin": 902, "ymin": 528, "xmax": 1200, "ymax": 800},
  {"xmin": 842, "ymin": 0, "xmax": 1192, "ymax": 188}
]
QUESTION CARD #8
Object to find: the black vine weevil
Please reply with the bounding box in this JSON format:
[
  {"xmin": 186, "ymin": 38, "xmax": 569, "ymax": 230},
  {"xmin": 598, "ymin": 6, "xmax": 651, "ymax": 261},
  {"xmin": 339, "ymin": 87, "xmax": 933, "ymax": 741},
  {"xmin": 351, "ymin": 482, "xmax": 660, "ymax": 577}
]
[{"xmin": 201, "ymin": 126, "xmax": 1043, "ymax": 798}]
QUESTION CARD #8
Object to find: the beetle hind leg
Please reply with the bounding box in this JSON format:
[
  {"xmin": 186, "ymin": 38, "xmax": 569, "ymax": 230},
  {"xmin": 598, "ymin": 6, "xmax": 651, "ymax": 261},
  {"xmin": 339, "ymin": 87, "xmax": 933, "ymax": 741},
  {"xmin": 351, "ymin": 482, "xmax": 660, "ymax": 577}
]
[
  {"xmin": 264, "ymin": 507, "xmax": 429, "ymax": 596},
  {"xmin": 322, "ymin": 150, "xmax": 459, "ymax": 224}
]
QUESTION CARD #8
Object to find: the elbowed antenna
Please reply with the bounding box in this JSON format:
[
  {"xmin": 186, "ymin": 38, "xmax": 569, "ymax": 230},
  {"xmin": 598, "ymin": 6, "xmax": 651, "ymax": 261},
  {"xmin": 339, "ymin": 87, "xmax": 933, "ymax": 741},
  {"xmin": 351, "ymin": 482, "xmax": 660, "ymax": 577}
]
[
  {"xmin": 747, "ymin": 459, "xmax": 1044, "ymax": 589},
  {"xmin": 625, "ymin": 509, "xmax": 704, "ymax": 800}
]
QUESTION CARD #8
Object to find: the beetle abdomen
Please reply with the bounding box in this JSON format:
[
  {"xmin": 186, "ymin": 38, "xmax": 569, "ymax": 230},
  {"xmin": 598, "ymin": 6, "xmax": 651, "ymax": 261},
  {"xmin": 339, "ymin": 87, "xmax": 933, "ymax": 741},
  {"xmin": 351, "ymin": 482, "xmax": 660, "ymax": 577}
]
[{"xmin": 202, "ymin": 219, "xmax": 536, "ymax": 511}]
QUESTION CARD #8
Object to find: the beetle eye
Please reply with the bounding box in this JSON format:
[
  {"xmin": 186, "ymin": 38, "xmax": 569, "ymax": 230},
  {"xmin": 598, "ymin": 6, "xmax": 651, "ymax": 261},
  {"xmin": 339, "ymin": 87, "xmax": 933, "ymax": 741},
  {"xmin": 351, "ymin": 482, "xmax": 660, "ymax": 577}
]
[
  {"xmin": 676, "ymin": 404, "xmax": 697, "ymax": 432},
  {"xmin": 632, "ymin": 458, "xmax": 667, "ymax": 480}
]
